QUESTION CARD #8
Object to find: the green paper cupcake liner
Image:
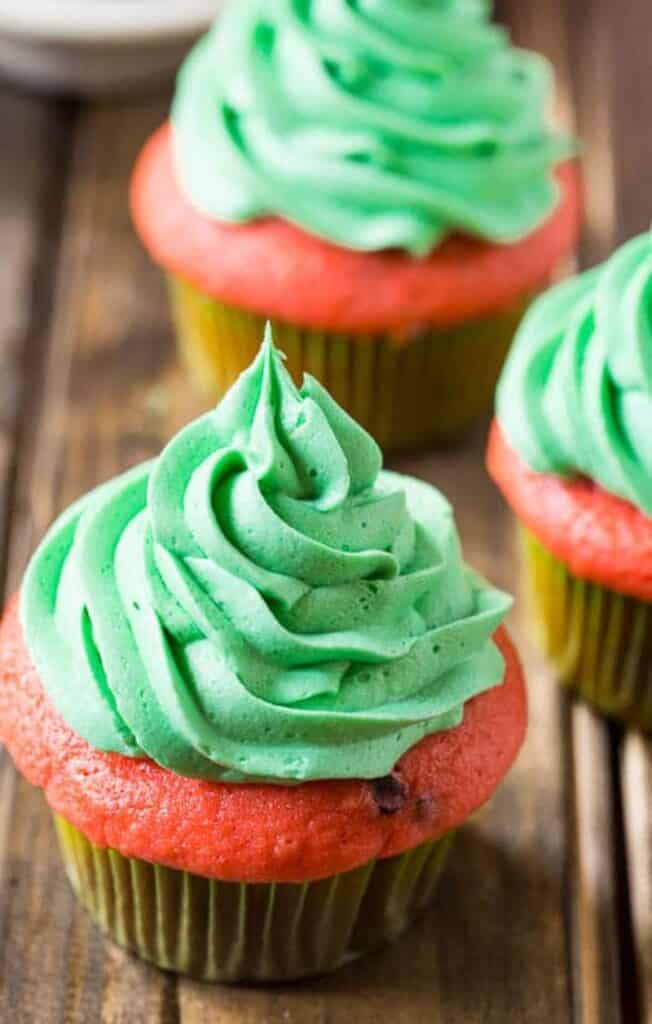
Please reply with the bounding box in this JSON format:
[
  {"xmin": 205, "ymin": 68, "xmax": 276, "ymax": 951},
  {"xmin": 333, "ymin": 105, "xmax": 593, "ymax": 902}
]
[
  {"xmin": 168, "ymin": 275, "xmax": 538, "ymax": 452},
  {"xmin": 523, "ymin": 529, "xmax": 652, "ymax": 730},
  {"xmin": 54, "ymin": 814, "xmax": 455, "ymax": 983}
]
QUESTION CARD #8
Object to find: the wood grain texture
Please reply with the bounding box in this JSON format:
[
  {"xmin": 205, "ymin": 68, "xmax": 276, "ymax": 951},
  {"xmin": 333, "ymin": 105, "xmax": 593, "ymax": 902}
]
[
  {"xmin": 568, "ymin": 710, "xmax": 622, "ymax": 1024},
  {"xmin": 0, "ymin": 90, "xmax": 72, "ymax": 596},
  {"xmin": 0, "ymin": 95, "xmax": 186, "ymax": 1024},
  {"xmin": 622, "ymin": 736, "xmax": 652, "ymax": 1020},
  {"xmin": 498, "ymin": 5, "xmax": 626, "ymax": 1022},
  {"xmin": 0, "ymin": 90, "xmax": 77, "ymax": 1024},
  {"xmin": 0, "ymin": 2, "xmax": 651, "ymax": 1021},
  {"xmin": 501, "ymin": 3, "xmax": 652, "ymax": 1022},
  {"xmin": 588, "ymin": 4, "xmax": 652, "ymax": 1019},
  {"xmin": 567, "ymin": 3, "xmax": 652, "ymax": 1019}
]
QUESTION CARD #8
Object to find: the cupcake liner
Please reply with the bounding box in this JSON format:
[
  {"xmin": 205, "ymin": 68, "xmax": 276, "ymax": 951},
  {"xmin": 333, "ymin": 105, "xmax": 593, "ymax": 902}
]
[
  {"xmin": 54, "ymin": 814, "xmax": 454, "ymax": 983},
  {"xmin": 523, "ymin": 529, "xmax": 652, "ymax": 730},
  {"xmin": 168, "ymin": 275, "xmax": 538, "ymax": 451}
]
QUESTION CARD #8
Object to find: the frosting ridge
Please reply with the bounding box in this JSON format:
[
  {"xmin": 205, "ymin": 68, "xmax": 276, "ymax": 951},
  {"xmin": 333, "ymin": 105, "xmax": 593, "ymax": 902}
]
[
  {"xmin": 496, "ymin": 231, "xmax": 652, "ymax": 516},
  {"xmin": 22, "ymin": 329, "xmax": 511, "ymax": 783},
  {"xmin": 171, "ymin": 0, "xmax": 572, "ymax": 256}
]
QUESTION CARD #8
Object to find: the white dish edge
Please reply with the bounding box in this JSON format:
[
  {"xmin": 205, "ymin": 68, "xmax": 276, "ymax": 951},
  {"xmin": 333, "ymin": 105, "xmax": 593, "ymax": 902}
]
[{"xmin": 0, "ymin": 1, "xmax": 222, "ymax": 44}]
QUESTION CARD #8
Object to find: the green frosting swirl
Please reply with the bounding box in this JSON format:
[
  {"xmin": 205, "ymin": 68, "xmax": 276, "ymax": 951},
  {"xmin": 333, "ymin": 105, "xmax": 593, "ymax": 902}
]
[
  {"xmin": 497, "ymin": 232, "xmax": 652, "ymax": 516},
  {"xmin": 171, "ymin": 0, "xmax": 572, "ymax": 257},
  {"xmin": 21, "ymin": 330, "xmax": 510, "ymax": 784}
]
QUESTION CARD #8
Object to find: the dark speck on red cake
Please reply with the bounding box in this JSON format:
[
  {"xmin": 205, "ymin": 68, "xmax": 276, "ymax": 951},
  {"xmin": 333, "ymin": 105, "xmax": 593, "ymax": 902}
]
[{"xmin": 370, "ymin": 773, "xmax": 408, "ymax": 815}]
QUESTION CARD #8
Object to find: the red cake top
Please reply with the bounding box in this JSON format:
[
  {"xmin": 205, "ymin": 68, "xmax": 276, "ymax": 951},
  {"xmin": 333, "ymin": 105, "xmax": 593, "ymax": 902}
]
[
  {"xmin": 0, "ymin": 596, "xmax": 526, "ymax": 883},
  {"xmin": 131, "ymin": 124, "xmax": 581, "ymax": 335},
  {"xmin": 487, "ymin": 422, "xmax": 652, "ymax": 602}
]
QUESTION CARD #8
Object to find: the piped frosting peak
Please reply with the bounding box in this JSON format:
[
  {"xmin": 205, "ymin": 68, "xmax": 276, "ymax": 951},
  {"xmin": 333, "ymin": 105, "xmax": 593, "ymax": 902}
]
[{"xmin": 22, "ymin": 328, "xmax": 511, "ymax": 783}]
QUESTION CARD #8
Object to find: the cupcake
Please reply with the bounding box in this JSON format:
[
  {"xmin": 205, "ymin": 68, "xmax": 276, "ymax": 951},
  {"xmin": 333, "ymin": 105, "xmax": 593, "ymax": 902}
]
[
  {"xmin": 0, "ymin": 330, "xmax": 526, "ymax": 983},
  {"xmin": 488, "ymin": 231, "xmax": 652, "ymax": 730},
  {"xmin": 131, "ymin": 0, "xmax": 580, "ymax": 452}
]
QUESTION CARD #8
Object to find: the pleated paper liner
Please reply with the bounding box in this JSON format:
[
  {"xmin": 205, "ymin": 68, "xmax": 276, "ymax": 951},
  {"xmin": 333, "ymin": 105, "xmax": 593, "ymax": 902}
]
[
  {"xmin": 522, "ymin": 529, "xmax": 652, "ymax": 730},
  {"xmin": 168, "ymin": 275, "xmax": 537, "ymax": 452},
  {"xmin": 54, "ymin": 815, "xmax": 454, "ymax": 983}
]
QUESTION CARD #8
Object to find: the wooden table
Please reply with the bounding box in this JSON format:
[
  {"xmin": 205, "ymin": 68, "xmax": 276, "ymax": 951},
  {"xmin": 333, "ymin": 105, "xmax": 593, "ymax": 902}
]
[{"xmin": 0, "ymin": 4, "xmax": 651, "ymax": 1022}]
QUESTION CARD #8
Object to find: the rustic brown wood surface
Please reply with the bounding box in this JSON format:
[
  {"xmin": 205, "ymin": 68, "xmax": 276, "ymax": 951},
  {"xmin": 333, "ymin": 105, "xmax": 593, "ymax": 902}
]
[{"xmin": 0, "ymin": 3, "xmax": 650, "ymax": 1021}]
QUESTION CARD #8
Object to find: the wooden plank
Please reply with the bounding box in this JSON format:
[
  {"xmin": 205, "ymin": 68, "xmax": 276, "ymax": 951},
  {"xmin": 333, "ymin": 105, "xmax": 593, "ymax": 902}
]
[
  {"xmin": 568, "ymin": 709, "xmax": 622, "ymax": 1024},
  {"xmin": 498, "ymin": 3, "xmax": 629, "ymax": 1023},
  {"xmin": 605, "ymin": 3, "xmax": 652, "ymax": 244},
  {"xmin": 0, "ymin": 94, "xmax": 186, "ymax": 1024},
  {"xmin": 565, "ymin": 0, "xmax": 618, "ymax": 264},
  {"xmin": 0, "ymin": 89, "xmax": 77, "ymax": 1024},
  {"xmin": 504, "ymin": 4, "xmax": 652, "ymax": 1023},
  {"xmin": 599, "ymin": 3, "xmax": 652, "ymax": 1021},
  {"xmin": 571, "ymin": 3, "xmax": 652, "ymax": 1021},
  {"xmin": 0, "ymin": 90, "xmax": 70, "ymax": 594},
  {"xmin": 622, "ymin": 737, "xmax": 652, "ymax": 1020}
]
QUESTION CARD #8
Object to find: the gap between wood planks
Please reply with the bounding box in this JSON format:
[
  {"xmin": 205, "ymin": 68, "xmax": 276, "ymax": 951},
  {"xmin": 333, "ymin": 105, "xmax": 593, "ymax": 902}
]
[
  {"xmin": 0, "ymin": 89, "xmax": 76, "ymax": 1022},
  {"xmin": 499, "ymin": 0, "xmax": 652, "ymax": 1020},
  {"xmin": 0, "ymin": 93, "xmax": 74, "ymax": 598},
  {"xmin": 0, "ymin": 93, "xmax": 184, "ymax": 1024},
  {"xmin": 0, "ymin": 1, "xmax": 650, "ymax": 1019}
]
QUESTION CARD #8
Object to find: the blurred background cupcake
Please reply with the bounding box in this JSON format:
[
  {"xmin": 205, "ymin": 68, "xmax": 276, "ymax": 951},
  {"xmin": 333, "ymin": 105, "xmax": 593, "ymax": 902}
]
[
  {"xmin": 132, "ymin": 0, "xmax": 581, "ymax": 452},
  {"xmin": 488, "ymin": 230, "xmax": 652, "ymax": 730}
]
